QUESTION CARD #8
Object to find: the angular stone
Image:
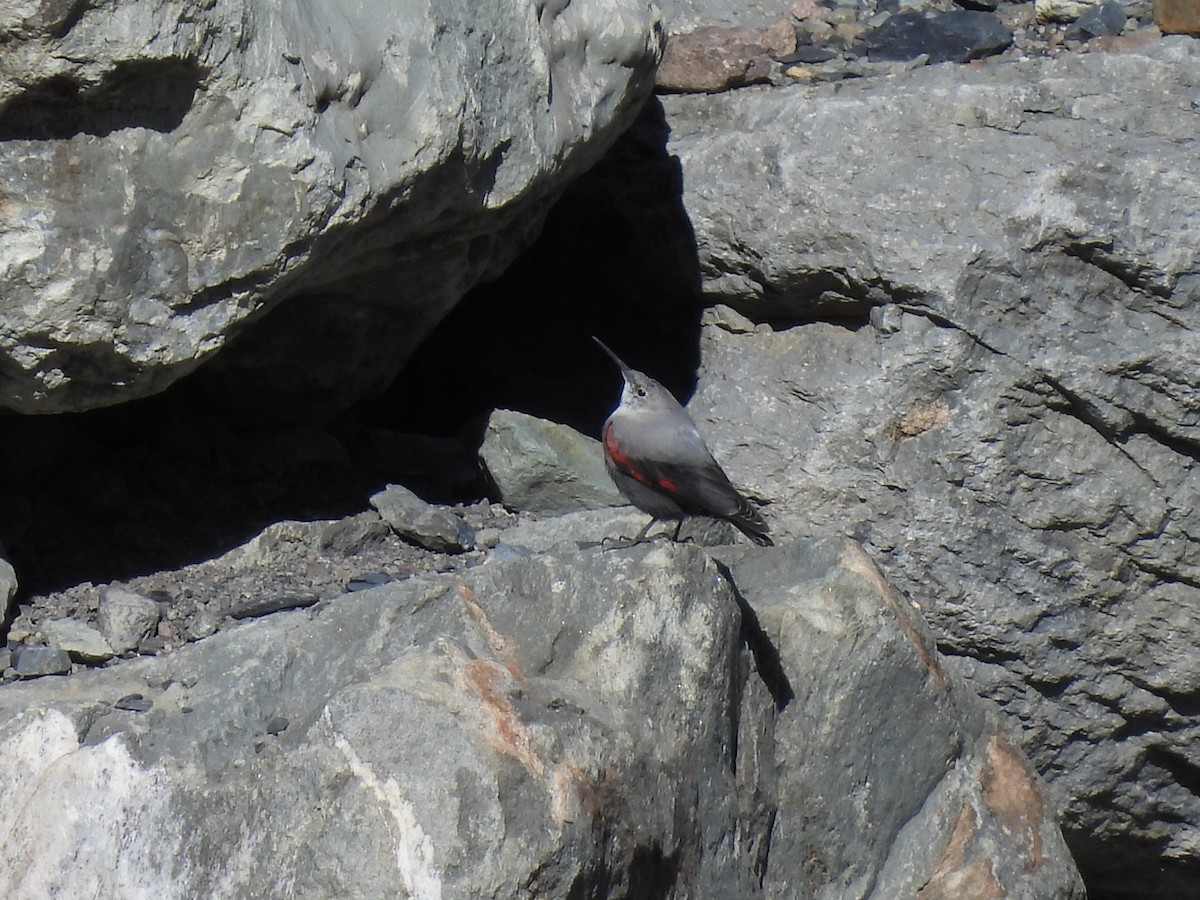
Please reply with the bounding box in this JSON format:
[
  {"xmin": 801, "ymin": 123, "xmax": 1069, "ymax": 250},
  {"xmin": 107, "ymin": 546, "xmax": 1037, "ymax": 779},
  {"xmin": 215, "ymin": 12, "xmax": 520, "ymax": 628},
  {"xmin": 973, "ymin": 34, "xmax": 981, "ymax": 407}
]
[
  {"xmin": 656, "ymin": 22, "xmax": 796, "ymax": 93},
  {"xmin": 227, "ymin": 593, "xmax": 320, "ymax": 621},
  {"xmin": 370, "ymin": 484, "xmax": 474, "ymax": 553},
  {"xmin": 864, "ymin": 10, "xmax": 1013, "ymax": 63},
  {"xmin": 97, "ymin": 588, "xmax": 162, "ymax": 655},
  {"xmin": 479, "ymin": 409, "xmax": 625, "ymax": 515},
  {"xmin": 42, "ymin": 619, "xmax": 115, "ymax": 663},
  {"xmin": 317, "ymin": 513, "xmax": 394, "ymax": 555},
  {"xmin": 13, "ymin": 645, "xmax": 72, "ymax": 678},
  {"xmin": 1065, "ymin": 0, "xmax": 1127, "ymax": 38}
]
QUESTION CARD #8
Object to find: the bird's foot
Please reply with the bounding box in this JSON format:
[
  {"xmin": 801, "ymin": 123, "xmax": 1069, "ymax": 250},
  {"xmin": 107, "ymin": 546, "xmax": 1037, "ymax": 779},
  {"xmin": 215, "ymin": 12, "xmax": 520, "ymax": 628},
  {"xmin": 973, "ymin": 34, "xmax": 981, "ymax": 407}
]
[
  {"xmin": 600, "ymin": 534, "xmax": 653, "ymax": 551},
  {"xmin": 600, "ymin": 519, "xmax": 685, "ymax": 551}
]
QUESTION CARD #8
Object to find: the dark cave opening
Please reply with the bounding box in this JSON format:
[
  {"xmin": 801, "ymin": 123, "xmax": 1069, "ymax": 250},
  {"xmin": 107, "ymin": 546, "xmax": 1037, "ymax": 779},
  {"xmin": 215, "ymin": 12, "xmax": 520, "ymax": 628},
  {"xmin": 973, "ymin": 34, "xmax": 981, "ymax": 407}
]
[{"xmin": 0, "ymin": 98, "xmax": 707, "ymax": 601}]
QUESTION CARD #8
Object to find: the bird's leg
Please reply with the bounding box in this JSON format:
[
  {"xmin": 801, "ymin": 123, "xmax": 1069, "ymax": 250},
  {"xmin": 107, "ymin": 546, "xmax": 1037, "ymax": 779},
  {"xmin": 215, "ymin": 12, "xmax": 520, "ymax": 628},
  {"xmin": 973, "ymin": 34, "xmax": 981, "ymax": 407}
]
[
  {"xmin": 671, "ymin": 520, "xmax": 683, "ymax": 542},
  {"xmin": 603, "ymin": 517, "xmax": 658, "ymax": 551},
  {"xmin": 634, "ymin": 517, "xmax": 656, "ymax": 544}
]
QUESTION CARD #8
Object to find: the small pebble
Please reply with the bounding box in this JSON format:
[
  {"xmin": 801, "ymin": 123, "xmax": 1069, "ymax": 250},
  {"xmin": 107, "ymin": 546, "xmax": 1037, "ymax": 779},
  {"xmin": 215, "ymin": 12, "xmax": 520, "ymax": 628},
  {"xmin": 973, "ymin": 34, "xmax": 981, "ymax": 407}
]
[
  {"xmin": 186, "ymin": 610, "xmax": 220, "ymax": 641},
  {"xmin": 114, "ymin": 693, "xmax": 153, "ymax": 713},
  {"xmin": 265, "ymin": 716, "xmax": 290, "ymax": 735},
  {"xmin": 138, "ymin": 635, "xmax": 167, "ymax": 655},
  {"xmin": 229, "ymin": 592, "xmax": 320, "ymax": 620},
  {"xmin": 346, "ymin": 572, "xmax": 394, "ymax": 592},
  {"xmin": 474, "ymin": 528, "xmax": 502, "ymax": 550}
]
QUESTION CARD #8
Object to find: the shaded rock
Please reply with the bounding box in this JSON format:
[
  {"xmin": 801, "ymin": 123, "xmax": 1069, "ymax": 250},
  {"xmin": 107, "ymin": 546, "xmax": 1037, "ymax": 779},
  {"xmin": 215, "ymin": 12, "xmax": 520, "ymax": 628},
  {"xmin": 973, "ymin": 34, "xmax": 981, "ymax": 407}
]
[
  {"xmin": 656, "ymin": 22, "xmax": 797, "ymax": 93},
  {"xmin": 956, "ymin": 0, "xmax": 1002, "ymax": 12},
  {"xmin": 0, "ymin": 0, "xmax": 664, "ymax": 419},
  {"xmin": 1065, "ymin": 0, "xmax": 1129, "ymax": 37},
  {"xmin": 776, "ymin": 46, "xmax": 840, "ymax": 64},
  {"xmin": 345, "ymin": 572, "xmax": 396, "ymax": 592},
  {"xmin": 227, "ymin": 593, "xmax": 320, "ymax": 621},
  {"xmin": 41, "ymin": 619, "xmax": 115, "ymax": 663},
  {"xmin": 113, "ymin": 694, "xmax": 153, "ymax": 713},
  {"xmin": 370, "ymin": 484, "xmax": 474, "ymax": 552},
  {"xmin": 0, "ymin": 540, "xmax": 1083, "ymax": 897},
  {"xmin": 317, "ymin": 512, "xmax": 394, "ymax": 555},
  {"xmin": 864, "ymin": 10, "xmax": 1013, "ymax": 63},
  {"xmin": 479, "ymin": 409, "xmax": 625, "ymax": 514},
  {"xmin": 98, "ymin": 588, "xmax": 162, "ymax": 655},
  {"xmin": 13, "ymin": 645, "xmax": 72, "ymax": 678}
]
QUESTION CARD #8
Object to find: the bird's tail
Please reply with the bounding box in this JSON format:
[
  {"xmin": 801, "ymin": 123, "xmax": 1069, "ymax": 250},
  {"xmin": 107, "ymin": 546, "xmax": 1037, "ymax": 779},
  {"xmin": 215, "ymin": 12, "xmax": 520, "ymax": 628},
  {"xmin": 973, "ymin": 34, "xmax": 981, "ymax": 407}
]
[{"xmin": 731, "ymin": 501, "xmax": 773, "ymax": 547}]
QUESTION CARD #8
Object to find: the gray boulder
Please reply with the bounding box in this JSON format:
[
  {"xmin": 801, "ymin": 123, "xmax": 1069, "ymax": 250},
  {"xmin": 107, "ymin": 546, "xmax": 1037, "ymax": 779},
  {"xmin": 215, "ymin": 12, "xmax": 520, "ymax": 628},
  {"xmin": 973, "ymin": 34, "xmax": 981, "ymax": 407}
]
[
  {"xmin": 0, "ymin": 0, "xmax": 663, "ymax": 419},
  {"xmin": 480, "ymin": 408, "xmax": 626, "ymax": 514},
  {"xmin": 0, "ymin": 539, "xmax": 1083, "ymax": 897},
  {"xmin": 639, "ymin": 36, "xmax": 1200, "ymax": 897}
]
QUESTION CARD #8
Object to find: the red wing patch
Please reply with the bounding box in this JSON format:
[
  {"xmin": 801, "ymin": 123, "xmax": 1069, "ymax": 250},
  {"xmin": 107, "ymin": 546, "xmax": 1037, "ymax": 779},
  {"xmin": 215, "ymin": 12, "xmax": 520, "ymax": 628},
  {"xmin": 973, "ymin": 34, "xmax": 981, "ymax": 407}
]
[{"xmin": 605, "ymin": 425, "xmax": 684, "ymax": 495}]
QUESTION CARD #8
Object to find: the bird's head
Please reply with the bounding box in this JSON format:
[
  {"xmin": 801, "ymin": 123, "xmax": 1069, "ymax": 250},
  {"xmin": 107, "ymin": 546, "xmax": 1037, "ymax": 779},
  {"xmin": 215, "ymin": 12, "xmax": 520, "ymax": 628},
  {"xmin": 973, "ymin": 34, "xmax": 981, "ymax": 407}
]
[{"xmin": 593, "ymin": 337, "xmax": 676, "ymax": 414}]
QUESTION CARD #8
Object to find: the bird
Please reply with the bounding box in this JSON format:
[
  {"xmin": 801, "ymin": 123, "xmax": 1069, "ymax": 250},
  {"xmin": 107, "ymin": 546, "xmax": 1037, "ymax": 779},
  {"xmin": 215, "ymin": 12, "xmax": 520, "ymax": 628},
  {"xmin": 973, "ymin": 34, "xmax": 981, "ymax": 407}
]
[{"xmin": 594, "ymin": 337, "xmax": 772, "ymax": 547}]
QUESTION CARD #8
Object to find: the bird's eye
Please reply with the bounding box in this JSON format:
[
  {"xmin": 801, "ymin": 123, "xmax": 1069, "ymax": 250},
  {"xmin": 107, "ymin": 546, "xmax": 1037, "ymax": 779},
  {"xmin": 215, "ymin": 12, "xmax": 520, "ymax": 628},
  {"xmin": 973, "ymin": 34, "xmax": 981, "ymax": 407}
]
[{"xmin": 636, "ymin": 388, "xmax": 647, "ymax": 397}]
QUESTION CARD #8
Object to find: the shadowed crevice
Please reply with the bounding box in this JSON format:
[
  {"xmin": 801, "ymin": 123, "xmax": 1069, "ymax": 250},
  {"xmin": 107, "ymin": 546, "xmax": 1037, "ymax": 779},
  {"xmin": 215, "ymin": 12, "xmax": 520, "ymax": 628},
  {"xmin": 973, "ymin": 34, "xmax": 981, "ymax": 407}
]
[
  {"xmin": 0, "ymin": 57, "xmax": 204, "ymax": 140},
  {"xmin": 715, "ymin": 559, "xmax": 794, "ymax": 712}
]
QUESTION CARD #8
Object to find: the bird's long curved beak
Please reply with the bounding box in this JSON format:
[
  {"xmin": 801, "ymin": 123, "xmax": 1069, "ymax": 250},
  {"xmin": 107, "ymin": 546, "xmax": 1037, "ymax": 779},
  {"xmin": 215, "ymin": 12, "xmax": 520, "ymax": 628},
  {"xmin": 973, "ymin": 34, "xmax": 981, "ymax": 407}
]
[{"xmin": 592, "ymin": 337, "xmax": 634, "ymax": 377}]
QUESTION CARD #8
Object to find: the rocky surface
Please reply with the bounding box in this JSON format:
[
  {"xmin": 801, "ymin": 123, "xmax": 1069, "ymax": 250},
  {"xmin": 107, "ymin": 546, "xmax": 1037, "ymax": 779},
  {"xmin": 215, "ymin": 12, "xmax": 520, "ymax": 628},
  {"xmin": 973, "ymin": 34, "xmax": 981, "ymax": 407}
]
[
  {"xmin": 3, "ymin": 1, "xmax": 1198, "ymax": 897},
  {"xmin": 0, "ymin": 537, "xmax": 1084, "ymax": 898},
  {"xmin": 0, "ymin": 0, "xmax": 663, "ymax": 419},
  {"xmin": 601, "ymin": 31, "xmax": 1197, "ymax": 900}
]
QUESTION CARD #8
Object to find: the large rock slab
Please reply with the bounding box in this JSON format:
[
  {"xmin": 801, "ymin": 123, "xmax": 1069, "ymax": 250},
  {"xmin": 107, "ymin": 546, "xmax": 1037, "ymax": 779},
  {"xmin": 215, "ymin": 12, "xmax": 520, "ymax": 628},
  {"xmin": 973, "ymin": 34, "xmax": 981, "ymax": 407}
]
[
  {"xmin": 640, "ymin": 37, "xmax": 1200, "ymax": 897},
  {"xmin": 0, "ymin": 0, "xmax": 663, "ymax": 419},
  {"xmin": 0, "ymin": 539, "xmax": 1083, "ymax": 897}
]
